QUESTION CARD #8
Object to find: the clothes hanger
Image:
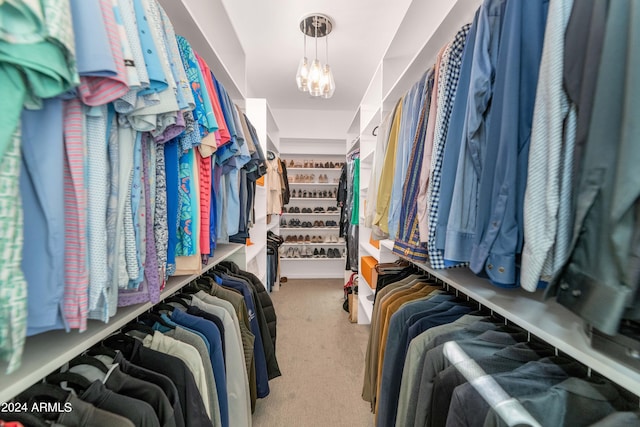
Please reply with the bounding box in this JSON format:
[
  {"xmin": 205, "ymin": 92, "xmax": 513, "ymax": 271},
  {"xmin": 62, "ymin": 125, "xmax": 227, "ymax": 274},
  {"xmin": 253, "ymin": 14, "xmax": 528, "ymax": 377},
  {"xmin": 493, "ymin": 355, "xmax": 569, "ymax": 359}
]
[
  {"xmin": 16, "ymin": 383, "xmax": 69, "ymax": 404},
  {"xmin": 120, "ymin": 321, "xmax": 155, "ymax": 336},
  {"xmin": 163, "ymin": 296, "xmax": 190, "ymax": 309},
  {"xmin": 86, "ymin": 344, "xmax": 117, "ymax": 359},
  {"xmin": 102, "ymin": 333, "xmax": 137, "ymax": 357},
  {"xmin": 175, "ymin": 292, "xmax": 194, "ymax": 301},
  {"xmin": 68, "ymin": 355, "xmax": 109, "ymax": 373},
  {"xmin": 138, "ymin": 311, "xmax": 175, "ymax": 329},
  {"xmin": 152, "ymin": 303, "xmax": 176, "ymax": 313},
  {"xmin": 180, "ymin": 286, "xmax": 200, "ymax": 295},
  {"xmin": 46, "ymin": 372, "xmax": 92, "ymax": 393}
]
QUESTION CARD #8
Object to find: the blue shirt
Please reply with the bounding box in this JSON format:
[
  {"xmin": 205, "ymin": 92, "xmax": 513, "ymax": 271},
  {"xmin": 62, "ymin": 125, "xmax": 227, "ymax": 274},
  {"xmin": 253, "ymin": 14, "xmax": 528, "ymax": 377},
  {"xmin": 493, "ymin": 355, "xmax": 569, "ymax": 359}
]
[
  {"xmin": 132, "ymin": 0, "xmax": 168, "ymax": 94},
  {"xmin": 171, "ymin": 309, "xmax": 229, "ymax": 427},
  {"xmin": 388, "ymin": 82, "xmax": 421, "ymax": 240},
  {"xmin": 469, "ymin": 0, "xmax": 549, "ymax": 287},
  {"xmin": 444, "ymin": 0, "xmax": 508, "ymax": 264},
  {"xmin": 69, "ymin": 0, "xmax": 116, "ymax": 77},
  {"xmin": 435, "ymin": 15, "xmax": 479, "ymax": 267},
  {"xmin": 21, "ymin": 98, "xmax": 67, "ymax": 336}
]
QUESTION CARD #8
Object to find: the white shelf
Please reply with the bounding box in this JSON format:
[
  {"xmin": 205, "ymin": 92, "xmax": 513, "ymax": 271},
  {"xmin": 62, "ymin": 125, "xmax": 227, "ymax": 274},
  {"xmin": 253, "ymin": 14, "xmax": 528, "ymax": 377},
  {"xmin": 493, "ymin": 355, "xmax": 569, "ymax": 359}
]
[
  {"xmin": 358, "ymin": 275, "xmax": 376, "ymax": 298},
  {"xmin": 286, "ymin": 168, "xmax": 343, "ymax": 172},
  {"xmin": 360, "ymin": 241, "xmax": 381, "ymax": 260},
  {"xmin": 403, "ymin": 257, "xmax": 640, "ymax": 396},
  {"xmin": 280, "ymin": 227, "xmax": 340, "ymax": 231},
  {"xmin": 289, "ymin": 198, "xmax": 337, "ymax": 201},
  {"xmin": 0, "ymin": 243, "xmax": 245, "ymax": 403},
  {"xmin": 281, "ymin": 213, "xmax": 340, "ymax": 216},
  {"xmin": 282, "ymin": 242, "xmax": 346, "ymax": 246},
  {"xmin": 361, "ymin": 149, "xmax": 375, "ymax": 165},
  {"xmin": 281, "ymin": 257, "xmax": 346, "ymax": 261},
  {"xmin": 288, "ymin": 182, "xmax": 339, "ymax": 186},
  {"xmin": 358, "ymin": 297, "xmax": 374, "ymax": 325},
  {"xmin": 246, "ymin": 242, "xmax": 265, "ymax": 262},
  {"xmin": 267, "ymin": 220, "xmax": 279, "ymax": 232},
  {"xmin": 380, "ymin": 239, "xmax": 395, "ymax": 251}
]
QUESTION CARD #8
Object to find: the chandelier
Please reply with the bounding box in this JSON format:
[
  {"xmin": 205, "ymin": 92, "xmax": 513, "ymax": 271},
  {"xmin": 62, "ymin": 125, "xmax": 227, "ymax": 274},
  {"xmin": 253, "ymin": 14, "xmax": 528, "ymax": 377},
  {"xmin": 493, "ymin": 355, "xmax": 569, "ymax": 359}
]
[{"xmin": 296, "ymin": 14, "xmax": 335, "ymax": 99}]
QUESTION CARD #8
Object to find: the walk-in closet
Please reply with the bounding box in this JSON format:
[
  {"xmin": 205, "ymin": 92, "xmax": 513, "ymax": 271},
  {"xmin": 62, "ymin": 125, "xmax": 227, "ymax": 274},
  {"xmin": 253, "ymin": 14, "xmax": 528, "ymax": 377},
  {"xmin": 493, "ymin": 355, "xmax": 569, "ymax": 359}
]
[{"xmin": 1, "ymin": 0, "xmax": 639, "ymax": 426}]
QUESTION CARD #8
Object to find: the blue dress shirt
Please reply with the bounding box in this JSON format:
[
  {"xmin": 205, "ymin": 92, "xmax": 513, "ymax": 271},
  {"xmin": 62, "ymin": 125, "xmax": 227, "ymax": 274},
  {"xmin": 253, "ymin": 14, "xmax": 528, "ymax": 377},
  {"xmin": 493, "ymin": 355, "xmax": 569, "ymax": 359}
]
[
  {"xmin": 21, "ymin": 98, "xmax": 67, "ymax": 336},
  {"xmin": 388, "ymin": 82, "xmax": 422, "ymax": 240},
  {"xmin": 434, "ymin": 14, "xmax": 479, "ymax": 268},
  {"xmin": 469, "ymin": 0, "xmax": 549, "ymax": 287},
  {"xmin": 444, "ymin": 0, "xmax": 507, "ymax": 263}
]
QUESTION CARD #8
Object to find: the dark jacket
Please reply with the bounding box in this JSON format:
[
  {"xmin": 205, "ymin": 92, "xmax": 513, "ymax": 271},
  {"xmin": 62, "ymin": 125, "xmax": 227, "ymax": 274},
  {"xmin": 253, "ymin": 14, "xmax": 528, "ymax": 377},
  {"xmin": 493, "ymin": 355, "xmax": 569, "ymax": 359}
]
[{"xmin": 218, "ymin": 261, "xmax": 281, "ymax": 379}]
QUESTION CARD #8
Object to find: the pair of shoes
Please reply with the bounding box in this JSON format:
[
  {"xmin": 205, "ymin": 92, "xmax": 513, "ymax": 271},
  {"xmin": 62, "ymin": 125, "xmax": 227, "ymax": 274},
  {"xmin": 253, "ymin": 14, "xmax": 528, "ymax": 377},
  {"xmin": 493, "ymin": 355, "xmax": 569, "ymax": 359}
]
[
  {"xmin": 312, "ymin": 248, "xmax": 327, "ymax": 258},
  {"xmin": 313, "ymin": 220, "xmax": 326, "ymax": 227},
  {"xmin": 325, "ymin": 220, "xmax": 338, "ymax": 227},
  {"xmin": 327, "ymin": 248, "xmax": 341, "ymax": 258},
  {"xmin": 301, "ymin": 221, "xmax": 314, "ymax": 228},
  {"xmin": 310, "ymin": 235, "xmax": 325, "ymax": 243},
  {"xmin": 288, "ymin": 219, "xmax": 301, "ymax": 227},
  {"xmin": 300, "ymin": 247, "xmax": 313, "ymax": 258},
  {"xmin": 327, "ymin": 206, "xmax": 338, "ymax": 212},
  {"xmin": 325, "ymin": 235, "xmax": 338, "ymax": 243},
  {"xmin": 313, "ymin": 207, "xmax": 325, "ymax": 213},
  {"xmin": 318, "ymin": 174, "xmax": 328, "ymax": 183},
  {"xmin": 301, "ymin": 207, "xmax": 312, "ymax": 213},
  {"xmin": 280, "ymin": 217, "xmax": 287, "ymax": 227}
]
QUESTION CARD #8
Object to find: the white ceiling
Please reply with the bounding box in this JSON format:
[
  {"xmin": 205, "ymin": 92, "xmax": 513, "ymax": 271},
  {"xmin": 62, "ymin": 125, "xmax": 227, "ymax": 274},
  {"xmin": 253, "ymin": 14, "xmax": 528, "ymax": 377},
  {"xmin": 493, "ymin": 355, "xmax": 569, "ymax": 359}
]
[{"xmin": 220, "ymin": 0, "xmax": 412, "ymax": 112}]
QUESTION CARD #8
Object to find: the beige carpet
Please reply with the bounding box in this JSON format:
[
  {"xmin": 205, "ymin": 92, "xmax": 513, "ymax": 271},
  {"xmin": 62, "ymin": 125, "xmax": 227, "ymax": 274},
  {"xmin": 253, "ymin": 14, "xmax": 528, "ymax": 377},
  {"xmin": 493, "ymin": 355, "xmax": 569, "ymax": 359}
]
[{"xmin": 251, "ymin": 279, "xmax": 374, "ymax": 427}]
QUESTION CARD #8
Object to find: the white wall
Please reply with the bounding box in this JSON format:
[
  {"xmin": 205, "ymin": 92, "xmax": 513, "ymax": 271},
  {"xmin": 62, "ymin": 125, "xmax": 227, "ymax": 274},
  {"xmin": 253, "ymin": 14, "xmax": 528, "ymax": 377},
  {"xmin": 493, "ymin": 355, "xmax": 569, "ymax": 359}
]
[{"xmin": 272, "ymin": 108, "xmax": 354, "ymax": 140}]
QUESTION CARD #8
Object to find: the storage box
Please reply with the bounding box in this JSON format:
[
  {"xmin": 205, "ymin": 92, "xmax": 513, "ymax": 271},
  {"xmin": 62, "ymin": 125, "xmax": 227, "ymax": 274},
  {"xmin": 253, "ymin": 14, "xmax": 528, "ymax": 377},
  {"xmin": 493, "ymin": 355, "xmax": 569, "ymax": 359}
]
[
  {"xmin": 369, "ymin": 232, "xmax": 380, "ymax": 249},
  {"xmin": 361, "ymin": 256, "xmax": 378, "ymax": 289}
]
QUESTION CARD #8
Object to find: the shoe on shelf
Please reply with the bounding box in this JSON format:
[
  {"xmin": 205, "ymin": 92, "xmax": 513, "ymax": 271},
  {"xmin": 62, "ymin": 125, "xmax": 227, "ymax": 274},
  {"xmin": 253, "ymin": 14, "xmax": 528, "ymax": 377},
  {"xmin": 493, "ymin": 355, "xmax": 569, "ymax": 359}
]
[
  {"xmin": 319, "ymin": 248, "xmax": 326, "ymax": 258},
  {"xmin": 305, "ymin": 235, "xmax": 311, "ymax": 243},
  {"xmin": 317, "ymin": 220, "xmax": 325, "ymax": 227},
  {"xmin": 316, "ymin": 235, "xmax": 324, "ymax": 243},
  {"xmin": 306, "ymin": 247, "xmax": 314, "ymax": 258},
  {"xmin": 313, "ymin": 248, "xmax": 320, "ymax": 258},
  {"xmin": 327, "ymin": 248, "xmax": 334, "ymax": 258}
]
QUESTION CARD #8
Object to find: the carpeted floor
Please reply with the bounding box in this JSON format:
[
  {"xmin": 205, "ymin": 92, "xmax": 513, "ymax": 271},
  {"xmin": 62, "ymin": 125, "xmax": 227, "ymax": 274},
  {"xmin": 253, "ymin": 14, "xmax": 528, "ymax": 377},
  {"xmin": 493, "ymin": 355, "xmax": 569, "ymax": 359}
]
[{"xmin": 251, "ymin": 279, "xmax": 374, "ymax": 427}]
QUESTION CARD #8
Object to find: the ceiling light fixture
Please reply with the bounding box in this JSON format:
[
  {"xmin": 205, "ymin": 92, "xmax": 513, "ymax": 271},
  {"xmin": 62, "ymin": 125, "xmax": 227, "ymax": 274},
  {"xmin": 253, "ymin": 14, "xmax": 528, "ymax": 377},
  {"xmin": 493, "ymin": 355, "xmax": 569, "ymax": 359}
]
[{"xmin": 295, "ymin": 14, "xmax": 335, "ymax": 99}]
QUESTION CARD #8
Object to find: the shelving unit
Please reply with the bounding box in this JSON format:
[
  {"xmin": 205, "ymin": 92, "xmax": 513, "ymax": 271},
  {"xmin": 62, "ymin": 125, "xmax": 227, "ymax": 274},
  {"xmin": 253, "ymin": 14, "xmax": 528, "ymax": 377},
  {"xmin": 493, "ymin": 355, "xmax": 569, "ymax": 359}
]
[
  {"xmin": 246, "ymin": 98, "xmax": 281, "ymax": 290},
  {"xmin": 279, "ymin": 153, "xmax": 346, "ymax": 279},
  {"xmin": 0, "ymin": 243, "xmax": 246, "ymax": 403},
  {"xmin": 0, "ymin": 0, "xmax": 279, "ymax": 406},
  {"xmin": 344, "ymin": 0, "xmax": 640, "ymax": 403}
]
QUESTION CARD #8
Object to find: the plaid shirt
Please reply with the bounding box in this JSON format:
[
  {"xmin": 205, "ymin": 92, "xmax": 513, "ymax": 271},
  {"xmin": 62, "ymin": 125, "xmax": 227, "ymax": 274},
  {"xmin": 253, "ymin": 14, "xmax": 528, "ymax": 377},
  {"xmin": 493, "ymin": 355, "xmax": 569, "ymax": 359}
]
[{"xmin": 427, "ymin": 23, "xmax": 472, "ymax": 269}]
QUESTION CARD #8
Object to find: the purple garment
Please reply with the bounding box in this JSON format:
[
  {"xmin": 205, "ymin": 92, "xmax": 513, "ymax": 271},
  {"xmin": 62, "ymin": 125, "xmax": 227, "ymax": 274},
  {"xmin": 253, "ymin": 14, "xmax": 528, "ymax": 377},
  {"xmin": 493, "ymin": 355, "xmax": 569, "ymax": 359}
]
[
  {"xmin": 119, "ymin": 134, "xmax": 161, "ymax": 306},
  {"xmin": 155, "ymin": 112, "xmax": 186, "ymax": 144}
]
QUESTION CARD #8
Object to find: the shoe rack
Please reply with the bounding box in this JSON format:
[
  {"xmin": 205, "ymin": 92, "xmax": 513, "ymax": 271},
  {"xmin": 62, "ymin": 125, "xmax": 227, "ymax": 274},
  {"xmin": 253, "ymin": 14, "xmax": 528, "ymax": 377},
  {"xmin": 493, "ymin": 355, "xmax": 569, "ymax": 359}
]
[{"xmin": 279, "ymin": 154, "xmax": 346, "ymax": 279}]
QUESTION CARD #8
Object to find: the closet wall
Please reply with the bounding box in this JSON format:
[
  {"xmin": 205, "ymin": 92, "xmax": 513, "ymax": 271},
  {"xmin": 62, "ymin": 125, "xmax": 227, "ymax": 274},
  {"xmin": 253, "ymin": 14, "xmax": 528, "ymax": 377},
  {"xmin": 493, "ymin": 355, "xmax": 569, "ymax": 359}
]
[
  {"xmin": 279, "ymin": 139, "xmax": 346, "ymax": 279},
  {"xmin": 348, "ymin": 0, "xmax": 640, "ymax": 400},
  {"xmin": 0, "ymin": 0, "xmax": 272, "ymax": 404}
]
